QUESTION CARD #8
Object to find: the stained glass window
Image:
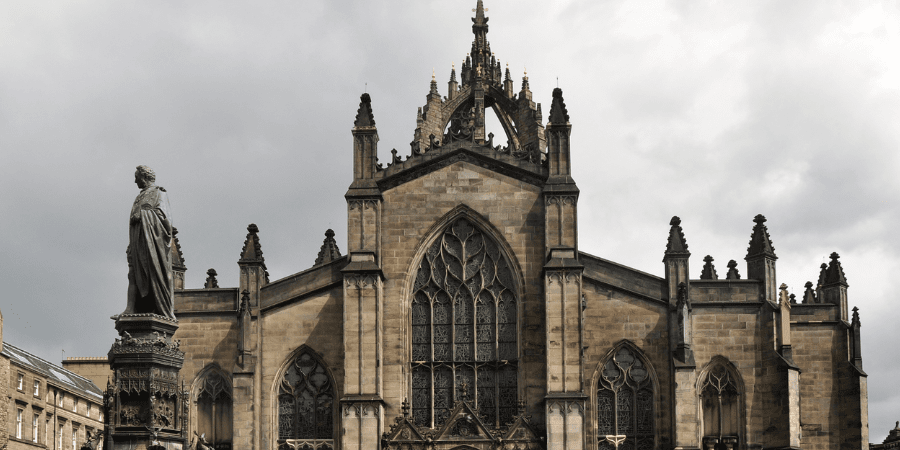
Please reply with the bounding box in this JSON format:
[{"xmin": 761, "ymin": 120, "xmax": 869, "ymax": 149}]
[
  {"xmin": 411, "ymin": 218, "xmax": 518, "ymax": 429},
  {"xmin": 597, "ymin": 347, "xmax": 654, "ymax": 450},
  {"xmin": 278, "ymin": 350, "xmax": 335, "ymax": 445}
]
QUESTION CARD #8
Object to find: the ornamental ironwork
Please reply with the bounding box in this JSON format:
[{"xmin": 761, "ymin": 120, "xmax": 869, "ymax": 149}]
[
  {"xmin": 597, "ymin": 347, "xmax": 654, "ymax": 450},
  {"xmin": 278, "ymin": 350, "xmax": 335, "ymax": 447},
  {"xmin": 411, "ymin": 217, "xmax": 518, "ymax": 429}
]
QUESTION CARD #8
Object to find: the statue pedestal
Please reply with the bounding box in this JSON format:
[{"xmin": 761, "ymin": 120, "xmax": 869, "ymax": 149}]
[{"xmin": 105, "ymin": 314, "xmax": 187, "ymax": 450}]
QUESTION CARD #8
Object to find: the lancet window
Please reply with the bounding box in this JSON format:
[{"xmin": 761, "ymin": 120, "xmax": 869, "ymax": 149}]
[
  {"xmin": 597, "ymin": 347, "xmax": 654, "ymax": 450},
  {"xmin": 196, "ymin": 369, "xmax": 233, "ymax": 450},
  {"xmin": 411, "ymin": 217, "xmax": 518, "ymax": 429},
  {"xmin": 699, "ymin": 360, "xmax": 741, "ymax": 450},
  {"xmin": 277, "ymin": 350, "xmax": 335, "ymax": 450}
]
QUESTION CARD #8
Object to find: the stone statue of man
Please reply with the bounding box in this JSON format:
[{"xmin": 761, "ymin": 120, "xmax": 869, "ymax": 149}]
[{"xmin": 122, "ymin": 165, "xmax": 176, "ymax": 320}]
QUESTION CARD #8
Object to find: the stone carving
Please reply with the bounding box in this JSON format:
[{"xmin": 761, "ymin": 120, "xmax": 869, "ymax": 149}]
[
  {"xmin": 80, "ymin": 428, "xmax": 103, "ymax": 450},
  {"xmin": 110, "ymin": 331, "xmax": 184, "ymax": 369},
  {"xmin": 192, "ymin": 431, "xmax": 213, "ymax": 450},
  {"xmin": 122, "ymin": 165, "xmax": 176, "ymax": 320}
]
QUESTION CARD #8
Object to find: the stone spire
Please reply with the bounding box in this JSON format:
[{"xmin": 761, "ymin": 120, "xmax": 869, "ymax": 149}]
[
  {"xmin": 665, "ymin": 216, "xmax": 690, "ymax": 256},
  {"xmin": 548, "ymin": 87, "xmax": 570, "ymax": 125},
  {"xmin": 204, "ymin": 269, "xmax": 219, "ymax": 289},
  {"xmin": 354, "ymin": 93, "xmax": 375, "ymax": 128},
  {"xmin": 823, "ymin": 252, "xmax": 848, "ymax": 286},
  {"xmin": 448, "ymin": 63, "xmax": 458, "ymax": 100},
  {"xmin": 745, "ymin": 214, "xmax": 777, "ymax": 303},
  {"xmin": 746, "ymin": 214, "xmax": 777, "ymax": 260},
  {"xmin": 314, "ymin": 229, "xmax": 342, "ymax": 266},
  {"xmin": 239, "ymin": 223, "xmax": 269, "ymax": 283},
  {"xmin": 470, "ymin": 0, "xmax": 491, "ymax": 74},
  {"xmin": 700, "ymin": 255, "xmax": 718, "ymax": 280},
  {"xmin": 725, "ymin": 260, "xmax": 741, "ymax": 280},
  {"xmin": 240, "ymin": 224, "xmax": 264, "ymax": 262},
  {"xmin": 820, "ymin": 252, "xmax": 850, "ymax": 320},
  {"xmin": 803, "ymin": 281, "xmax": 817, "ymax": 304}
]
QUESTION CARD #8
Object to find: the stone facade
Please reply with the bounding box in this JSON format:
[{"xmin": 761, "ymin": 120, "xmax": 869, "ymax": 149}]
[
  {"xmin": 1, "ymin": 335, "xmax": 105, "ymax": 450},
  {"xmin": 70, "ymin": 2, "xmax": 869, "ymax": 449}
]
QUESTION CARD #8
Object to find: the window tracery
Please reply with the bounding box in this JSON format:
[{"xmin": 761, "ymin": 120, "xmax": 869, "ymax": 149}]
[
  {"xmin": 597, "ymin": 347, "xmax": 654, "ymax": 450},
  {"xmin": 699, "ymin": 361, "xmax": 741, "ymax": 449},
  {"xmin": 277, "ymin": 350, "xmax": 335, "ymax": 450},
  {"xmin": 196, "ymin": 369, "xmax": 233, "ymax": 450},
  {"xmin": 411, "ymin": 218, "xmax": 518, "ymax": 429}
]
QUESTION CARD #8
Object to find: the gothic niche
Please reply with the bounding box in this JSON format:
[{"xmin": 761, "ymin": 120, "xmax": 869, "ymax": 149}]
[
  {"xmin": 411, "ymin": 217, "xmax": 518, "ymax": 429},
  {"xmin": 277, "ymin": 349, "xmax": 335, "ymax": 450},
  {"xmin": 597, "ymin": 346, "xmax": 655, "ymax": 450},
  {"xmin": 699, "ymin": 359, "xmax": 741, "ymax": 450},
  {"xmin": 195, "ymin": 368, "xmax": 233, "ymax": 450}
]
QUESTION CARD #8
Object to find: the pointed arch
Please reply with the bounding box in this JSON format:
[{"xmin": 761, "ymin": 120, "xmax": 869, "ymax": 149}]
[
  {"xmin": 591, "ymin": 341, "xmax": 660, "ymax": 450},
  {"xmin": 406, "ymin": 206, "xmax": 524, "ymax": 430},
  {"xmin": 272, "ymin": 345, "xmax": 337, "ymax": 450},
  {"xmin": 697, "ymin": 356, "xmax": 745, "ymax": 450},
  {"xmin": 191, "ymin": 363, "xmax": 233, "ymax": 449}
]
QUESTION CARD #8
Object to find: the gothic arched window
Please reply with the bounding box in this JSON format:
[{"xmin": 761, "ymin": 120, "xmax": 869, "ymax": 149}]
[
  {"xmin": 196, "ymin": 368, "xmax": 233, "ymax": 450},
  {"xmin": 411, "ymin": 217, "xmax": 518, "ymax": 429},
  {"xmin": 277, "ymin": 350, "xmax": 335, "ymax": 450},
  {"xmin": 699, "ymin": 358, "xmax": 741, "ymax": 450},
  {"xmin": 597, "ymin": 347, "xmax": 654, "ymax": 450}
]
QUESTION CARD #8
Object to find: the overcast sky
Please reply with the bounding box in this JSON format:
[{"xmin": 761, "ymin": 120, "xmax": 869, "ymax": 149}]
[{"xmin": 1, "ymin": 0, "xmax": 898, "ymax": 439}]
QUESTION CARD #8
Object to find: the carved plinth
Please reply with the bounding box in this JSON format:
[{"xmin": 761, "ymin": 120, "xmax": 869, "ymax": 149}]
[{"xmin": 105, "ymin": 314, "xmax": 188, "ymax": 450}]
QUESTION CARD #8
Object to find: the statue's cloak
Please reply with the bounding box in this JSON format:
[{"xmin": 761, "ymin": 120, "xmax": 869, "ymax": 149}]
[{"xmin": 127, "ymin": 185, "xmax": 175, "ymax": 320}]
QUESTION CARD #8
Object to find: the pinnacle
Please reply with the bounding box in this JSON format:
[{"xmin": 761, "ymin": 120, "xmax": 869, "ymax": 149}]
[
  {"xmin": 725, "ymin": 260, "xmax": 741, "ymax": 280},
  {"xmin": 548, "ymin": 87, "xmax": 570, "ymax": 125},
  {"xmin": 745, "ymin": 213, "xmax": 776, "ymax": 260},
  {"xmin": 240, "ymin": 223, "xmax": 265, "ymax": 263},
  {"xmin": 314, "ymin": 228, "xmax": 342, "ymax": 266},
  {"xmin": 824, "ymin": 252, "xmax": 848, "ymax": 286},
  {"xmin": 354, "ymin": 93, "xmax": 376, "ymax": 128},
  {"xmin": 665, "ymin": 216, "xmax": 689, "ymax": 255},
  {"xmin": 700, "ymin": 255, "xmax": 718, "ymax": 280}
]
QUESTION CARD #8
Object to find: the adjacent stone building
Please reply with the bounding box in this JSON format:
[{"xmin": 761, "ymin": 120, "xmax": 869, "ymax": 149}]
[
  {"xmin": 88, "ymin": 2, "xmax": 871, "ymax": 449},
  {"xmin": 1, "ymin": 320, "xmax": 105, "ymax": 450}
]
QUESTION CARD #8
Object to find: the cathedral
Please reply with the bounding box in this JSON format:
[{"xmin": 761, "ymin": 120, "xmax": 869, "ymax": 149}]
[{"xmin": 153, "ymin": 2, "xmax": 869, "ymax": 449}]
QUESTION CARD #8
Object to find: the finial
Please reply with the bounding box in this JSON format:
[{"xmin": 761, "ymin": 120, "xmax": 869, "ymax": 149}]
[
  {"xmin": 700, "ymin": 255, "xmax": 718, "ymax": 280},
  {"xmin": 754, "ymin": 214, "xmax": 767, "ymax": 224},
  {"xmin": 204, "ymin": 269, "xmax": 219, "ymax": 289},
  {"xmin": 726, "ymin": 260, "xmax": 741, "ymax": 280},
  {"xmin": 670, "ymin": 216, "xmax": 681, "ymax": 226},
  {"xmin": 432, "ymin": 68, "xmax": 435, "ymax": 81},
  {"xmin": 789, "ymin": 293, "xmax": 796, "ymax": 304},
  {"xmin": 548, "ymin": 87, "xmax": 569, "ymax": 124},
  {"xmin": 247, "ymin": 223, "xmax": 259, "ymax": 233},
  {"xmin": 803, "ymin": 281, "xmax": 816, "ymax": 304}
]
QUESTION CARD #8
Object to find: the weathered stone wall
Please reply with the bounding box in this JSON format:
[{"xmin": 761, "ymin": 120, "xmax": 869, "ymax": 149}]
[
  {"xmin": 582, "ymin": 278, "xmax": 670, "ymax": 448},
  {"xmin": 691, "ymin": 302, "xmax": 765, "ymax": 446},
  {"xmin": 792, "ymin": 321, "xmax": 849, "ymax": 449},
  {"xmin": 379, "ymin": 161, "xmax": 545, "ymax": 422},
  {"xmin": 259, "ymin": 287, "xmax": 344, "ymax": 449}
]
